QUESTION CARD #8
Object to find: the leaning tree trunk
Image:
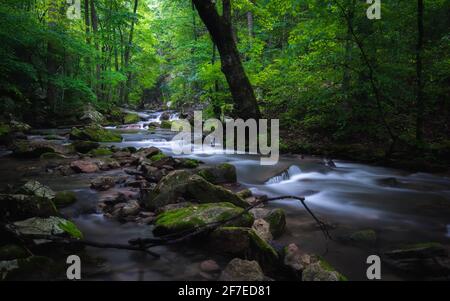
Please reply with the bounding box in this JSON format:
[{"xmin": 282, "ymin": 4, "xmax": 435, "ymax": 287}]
[
  {"xmin": 416, "ymin": 0, "xmax": 425, "ymax": 144},
  {"xmin": 192, "ymin": 0, "xmax": 260, "ymax": 120}
]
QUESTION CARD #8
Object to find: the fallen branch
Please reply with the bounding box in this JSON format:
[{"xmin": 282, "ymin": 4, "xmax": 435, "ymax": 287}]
[
  {"xmin": 2, "ymin": 225, "xmax": 160, "ymax": 258},
  {"xmin": 129, "ymin": 195, "xmax": 332, "ymax": 248}
]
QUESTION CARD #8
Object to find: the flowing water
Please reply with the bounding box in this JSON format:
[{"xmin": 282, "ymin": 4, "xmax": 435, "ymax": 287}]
[{"xmin": 1, "ymin": 110, "xmax": 449, "ymax": 281}]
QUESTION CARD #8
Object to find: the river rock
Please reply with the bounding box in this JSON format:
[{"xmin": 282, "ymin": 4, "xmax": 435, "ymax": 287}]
[
  {"xmin": 70, "ymin": 124, "xmax": 122, "ymax": 142},
  {"xmin": 302, "ymin": 259, "xmax": 347, "ymax": 281},
  {"xmin": 0, "ymin": 194, "xmax": 58, "ymax": 221},
  {"xmin": 70, "ymin": 159, "xmax": 99, "ymax": 173},
  {"xmin": 53, "ymin": 191, "xmax": 77, "ymax": 208},
  {"xmin": 200, "ymin": 259, "xmax": 220, "ymax": 273},
  {"xmin": 111, "ymin": 200, "xmax": 141, "ymax": 219},
  {"xmin": 12, "ymin": 140, "xmax": 64, "ymax": 158},
  {"xmin": 196, "ymin": 163, "xmax": 237, "ymax": 184},
  {"xmin": 384, "ymin": 242, "xmax": 450, "ymax": 276},
  {"xmin": 219, "ymin": 258, "xmax": 265, "ymax": 281},
  {"xmin": 252, "ymin": 219, "xmax": 273, "ymax": 242},
  {"xmin": 123, "ymin": 113, "xmax": 141, "ymax": 124},
  {"xmin": 80, "ymin": 104, "xmax": 105, "ymax": 124},
  {"xmin": 20, "ymin": 180, "xmax": 56, "ymax": 201},
  {"xmin": 9, "ymin": 216, "xmax": 83, "ymax": 239},
  {"xmin": 153, "ymin": 203, "xmax": 254, "ymax": 237},
  {"xmin": 145, "ymin": 170, "xmax": 248, "ymax": 211},
  {"xmin": 249, "ymin": 208, "xmax": 286, "ymax": 238},
  {"xmin": 208, "ymin": 227, "xmax": 279, "ymax": 270},
  {"xmin": 97, "ymin": 158, "xmax": 121, "ymax": 170},
  {"xmin": 72, "ymin": 141, "xmax": 100, "ymax": 153},
  {"xmin": 0, "ymin": 256, "xmax": 59, "ymax": 281},
  {"xmin": 283, "ymin": 243, "xmax": 312, "ymax": 279},
  {"xmin": 0, "ymin": 244, "xmax": 29, "ymax": 261},
  {"xmin": 90, "ymin": 176, "xmax": 116, "ymax": 191}
]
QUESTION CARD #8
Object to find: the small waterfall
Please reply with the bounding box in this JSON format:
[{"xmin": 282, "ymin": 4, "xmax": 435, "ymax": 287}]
[{"xmin": 265, "ymin": 165, "xmax": 302, "ymax": 184}]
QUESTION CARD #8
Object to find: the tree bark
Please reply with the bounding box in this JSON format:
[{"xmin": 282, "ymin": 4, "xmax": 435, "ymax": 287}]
[
  {"xmin": 121, "ymin": 0, "xmax": 139, "ymax": 104},
  {"xmin": 192, "ymin": 0, "xmax": 260, "ymax": 120},
  {"xmin": 89, "ymin": 0, "xmax": 100, "ymax": 98},
  {"xmin": 416, "ymin": 0, "xmax": 425, "ymax": 143},
  {"xmin": 47, "ymin": 0, "xmax": 59, "ymax": 112}
]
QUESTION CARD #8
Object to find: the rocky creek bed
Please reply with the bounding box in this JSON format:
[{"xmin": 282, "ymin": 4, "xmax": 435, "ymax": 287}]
[{"xmin": 1, "ymin": 108, "xmax": 450, "ymax": 281}]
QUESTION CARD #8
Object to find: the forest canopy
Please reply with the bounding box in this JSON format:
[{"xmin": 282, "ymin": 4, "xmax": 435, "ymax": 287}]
[{"xmin": 0, "ymin": 0, "xmax": 449, "ymax": 168}]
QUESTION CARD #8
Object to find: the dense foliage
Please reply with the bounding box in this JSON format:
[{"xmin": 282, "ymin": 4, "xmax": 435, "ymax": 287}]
[{"xmin": 1, "ymin": 0, "xmax": 449, "ymax": 168}]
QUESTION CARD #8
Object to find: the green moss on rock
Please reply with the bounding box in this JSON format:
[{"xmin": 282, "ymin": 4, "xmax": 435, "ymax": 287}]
[
  {"xmin": 70, "ymin": 125, "xmax": 122, "ymax": 142},
  {"xmin": 160, "ymin": 120, "xmax": 172, "ymax": 129},
  {"xmin": 123, "ymin": 113, "xmax": 140, "ymax": 124},
  {"xmin": 153, "ymin": 202, "xmax": 253, "ymax": 236},
  {"xmin": 54, "ymin": 191, "xmax": 77, "ymax": 208},
  {"xmin": 89, "ymin": 148, "xmax": 113, "ymax": 157}
]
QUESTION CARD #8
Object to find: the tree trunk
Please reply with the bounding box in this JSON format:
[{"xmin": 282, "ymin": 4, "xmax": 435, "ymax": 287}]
[
  {"xmin": 84, "ymin": 0, "xmax": 92, "ymax": 89},
  {"xmin": 122, "ymin": 0, "xmax": 139, "ymax": 104},
  {"xmin": 416, "ymin": 0, "xmax": 425, "ymax": 143},
  {"xmin": 47, "ymin": 0, "xmax": 59, "ymax": 113},
  {"xmin": 192, "ymin": 0, "xmax": 260, "ymax": 120},
  {"xmin": 89, "ymin": 0, "xmax": 100, "ymax": 98}
]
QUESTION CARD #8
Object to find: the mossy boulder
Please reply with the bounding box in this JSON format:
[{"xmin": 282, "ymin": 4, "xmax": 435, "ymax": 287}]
[
  {"xmin": 10, "ymin": 120, "xmax": 31, "ymax": 133},
  {"xmin": 236, "ymin": 189, "xmax": 252, "ymax": 199},
  {"xmin": 302, "ymin": 259, "xmax": 348, "ymax": 281},
  {"xmin": 0, "ymin": 244, "xmax": 28, "ymax": 261},
  {"xmin": 54, "ymin": 191, "xmax": 77, "ymax": 208},
  {"xmin": 149, "ymin": 152, "xmax": 167, "ymax": 162},
  {"xmin": 179, "ymin": 158, "xmax": 201, "ymax": 169},
  {"xmin": 196, "ymin": 163, "xmax": 237, "ymax": 184},
  {"xmin": 208, "ymin": 227, "xmax": 279, "ymax": 271},
  {"xmin": 153, "ymin": 202, "xmax": 253, "ymax": 237},
  {"xmin": 0, "ymin": 194, "xmax": 58, "ymax": 221},
  {"xmin": 11, "ymin": 216, "xmax": 83, "ymax": 239},
  {"xmin": 72, "ymin": 140, "xmax": 100, "ymax": 153},
  {"xmin": 12, "ymin": 140, "xmax": 63, "ymax": 158},
  {"xmin": 160, "ymin": 120, "xmax": 172, "ymax": 129},
  {"xmin": 70, "ymin": 125, "xmax": 122, "ymax": 142},
  {"xmin": 89, "ymin": 147, "xmax": 113, "ymax": 157},
  {"xmin": 123, "ymin": 113, "xmax": 140, "ymax": 124},
  {"xmin": 146, "ymin": 170, "xmax": 248, "ymax": 210}
]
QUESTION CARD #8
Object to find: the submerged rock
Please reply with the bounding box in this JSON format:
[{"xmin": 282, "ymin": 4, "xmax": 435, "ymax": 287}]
[
  {"xmin": 219, "ymin": 258, "xmax": 266, "ymax": 281},
  {"xmin": 384, "ymin": 242, "xmax": 450, "ymax": 276},
  {"xmin": 348, "ymin": 229, "xmax": 377, "ymax": 245},
  {"xmin": 153, "ymin": 202, "xmax": 253, "ymax": 237},
  {"xmin": 70, "ymin": 124, "xmax": 122, "ymax": 142},
  {"xmin": 145, "ymin": 170, "xmax": 248, "ymax": 210}
]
